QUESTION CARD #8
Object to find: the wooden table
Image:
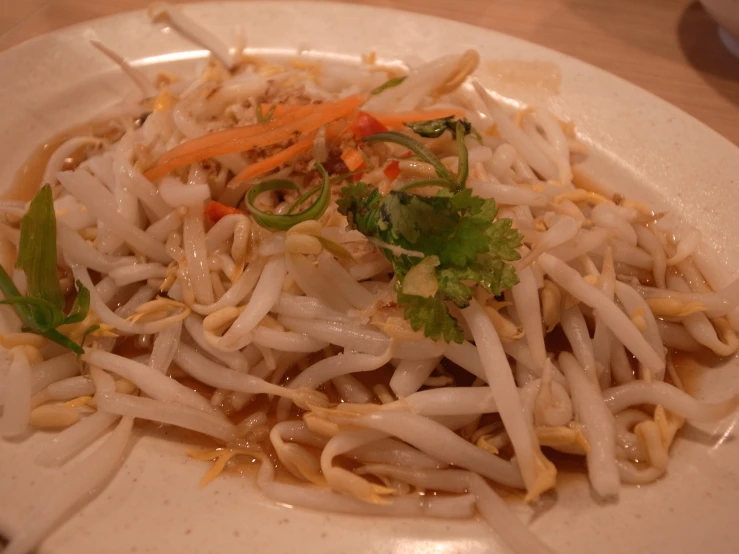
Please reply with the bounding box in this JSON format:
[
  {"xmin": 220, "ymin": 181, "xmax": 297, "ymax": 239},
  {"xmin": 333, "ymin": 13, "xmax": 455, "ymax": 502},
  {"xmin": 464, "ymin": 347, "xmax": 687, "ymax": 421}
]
[{"xmin": 2, "ymin": 0, "xmax": 738, "ymax": 145}]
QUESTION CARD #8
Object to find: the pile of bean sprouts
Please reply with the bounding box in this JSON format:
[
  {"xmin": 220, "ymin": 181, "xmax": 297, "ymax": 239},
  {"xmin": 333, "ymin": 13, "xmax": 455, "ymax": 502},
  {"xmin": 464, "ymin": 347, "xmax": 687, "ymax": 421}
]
[{"xmin": 0, "ymin": 5, "xmax": 738, "ymax": 554}]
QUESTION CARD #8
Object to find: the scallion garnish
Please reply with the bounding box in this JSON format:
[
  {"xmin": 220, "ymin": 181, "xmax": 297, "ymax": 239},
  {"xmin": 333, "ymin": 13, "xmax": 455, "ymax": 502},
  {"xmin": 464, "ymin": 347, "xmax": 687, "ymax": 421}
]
[
  {"xmin": 0, "ymin": 184, "xmax": 94, "ymax": 354},
  {"xmin": 245, "ymin": 164, "xmax": 332, "ymax": 231}
]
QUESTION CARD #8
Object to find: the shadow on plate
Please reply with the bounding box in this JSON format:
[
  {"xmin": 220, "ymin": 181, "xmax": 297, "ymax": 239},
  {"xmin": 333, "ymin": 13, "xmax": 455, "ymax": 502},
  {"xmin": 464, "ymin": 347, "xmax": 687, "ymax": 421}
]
[{"xmin": 677, "ymin": 2, "xmax": 739, "ymax": 107}]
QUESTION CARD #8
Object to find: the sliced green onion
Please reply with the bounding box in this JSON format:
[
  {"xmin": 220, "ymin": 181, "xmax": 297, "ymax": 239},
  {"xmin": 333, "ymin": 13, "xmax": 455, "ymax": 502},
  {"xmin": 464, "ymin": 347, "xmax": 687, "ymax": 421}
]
[
  {"xmin": 370, "ymin": 76, "xmax": 407, "ymax": 95},
  {"xmin": 16, "ymin": 184, "xmax": 64, "ymax": 310},
  {"xmin": 64, "ymin": 281, "xmax": 91, "ymax": 324},
  {"xmin": 362, "ymin": 131, "xmax": 458, "ymax": 187},
  {"xmin": 246, "ymin": 164, "xmax": 331, "ymax": 231},
  {"xmin": 0, "ymin": 185, "xmax": 91, "ymax": 354},
  {"xmin": 455, "ymin": 121, "xmax": 469, "ymax": 188},
  {"xmin": 41, "ymin": 328, "xmax": 85, "ymax": 355},
  {"xmin": 316, "ymin": 236, "xmax": 353, "ymax": 260},
  {"xmin": 288, "ymin": 184, "xmax": 320, "ymax": 215}
]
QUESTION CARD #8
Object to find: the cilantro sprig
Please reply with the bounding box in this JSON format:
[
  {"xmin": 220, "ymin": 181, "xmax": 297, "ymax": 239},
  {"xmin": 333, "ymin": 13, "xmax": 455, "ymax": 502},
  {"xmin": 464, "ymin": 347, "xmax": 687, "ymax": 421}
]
[
  {"xmin": 0, "ymin": 184, "xmax": 93, "ymax": 354},
  {"xmin": 337, "ymin": 184, "xmax": 522, "ymax": 343}
]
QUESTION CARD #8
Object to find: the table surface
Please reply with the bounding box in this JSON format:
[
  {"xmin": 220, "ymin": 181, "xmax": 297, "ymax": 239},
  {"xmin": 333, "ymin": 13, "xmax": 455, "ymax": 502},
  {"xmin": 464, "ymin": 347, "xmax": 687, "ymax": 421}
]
[{"xmin": 1, "ymin": 0, "xmax": 738, "ymax": 145}]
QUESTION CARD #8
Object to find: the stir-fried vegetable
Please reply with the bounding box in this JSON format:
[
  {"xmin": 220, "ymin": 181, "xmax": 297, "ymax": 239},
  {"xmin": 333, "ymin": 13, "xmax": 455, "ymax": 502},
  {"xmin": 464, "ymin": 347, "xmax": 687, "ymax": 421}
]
[
  {"xmin": 144, "ymin": 94, "xmax": 367, "ymax": 180},
  {"xmin": 363, "ymin": 124, "xmax": 471, "ymax": 190},
  {"xmin": 0, "ymin": 185, "xmax": 93, "ymax": 353},
  {"xmin": 337, "ymin": 184, "xmax": 522, "ymax": 342}
]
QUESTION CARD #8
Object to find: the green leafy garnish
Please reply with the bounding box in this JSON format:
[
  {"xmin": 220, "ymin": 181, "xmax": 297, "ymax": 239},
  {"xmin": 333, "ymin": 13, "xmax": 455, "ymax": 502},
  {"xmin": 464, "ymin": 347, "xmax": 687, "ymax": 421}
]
[
  {"xmin": 245, "ymin": 164, "xmax": 332, "ymax": 230},
  {"xmin": 0, "ymin": 184, "xmax": 93, "ymax": 354},
  {"xmin": 370, "ymin": 76, "xmax": 407, "ymax": 95},
  {"xmin": 337, "ymin": 184, "xmax": 522, "ymax": 343},
  {"xmin": 404, "ymin": 116, "xmax": 474, "ymax": 139}
]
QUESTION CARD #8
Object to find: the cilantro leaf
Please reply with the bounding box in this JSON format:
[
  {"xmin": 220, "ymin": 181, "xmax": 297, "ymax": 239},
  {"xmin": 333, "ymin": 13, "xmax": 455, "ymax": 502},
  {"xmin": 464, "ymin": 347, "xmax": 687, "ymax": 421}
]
[
  {"xmin": 436, "ymin": 267, "xmax": 477, "ymax": 308},
  {"xmin": 16, "ymin": 185, "xmax": 64, "ymax": 310},
  {"xmin": 397, "ymin": 290, "xmax": 465, "ymax": 344},
  {"xmin": 338, "ymin": 184, "xmax": 523, "ymax": 343}
]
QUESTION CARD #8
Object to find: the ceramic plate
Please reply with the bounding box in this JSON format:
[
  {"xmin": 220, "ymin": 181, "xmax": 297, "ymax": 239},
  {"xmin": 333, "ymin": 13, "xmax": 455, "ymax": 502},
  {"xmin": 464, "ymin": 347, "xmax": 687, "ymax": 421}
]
[{"xmin": 1, "ymin": 2, "xmax": 738, "ymax": 553}]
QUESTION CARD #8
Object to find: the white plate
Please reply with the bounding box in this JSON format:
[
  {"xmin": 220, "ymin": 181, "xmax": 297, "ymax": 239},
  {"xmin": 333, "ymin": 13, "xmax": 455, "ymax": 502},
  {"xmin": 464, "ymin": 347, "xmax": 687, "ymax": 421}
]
[{"xmin": 1, "ymin": 2, "xmax": 738, "ymax": 553}]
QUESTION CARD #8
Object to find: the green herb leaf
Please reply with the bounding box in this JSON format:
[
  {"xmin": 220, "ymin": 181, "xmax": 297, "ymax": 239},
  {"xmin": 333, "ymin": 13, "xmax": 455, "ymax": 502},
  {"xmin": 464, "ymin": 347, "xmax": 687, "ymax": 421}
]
[
  {"xmin": 316, "ymin": 236, "xmax": 353, "ymax": 260},
  {"xmin": 455, "ymin": 121, "xmax": 469, "ymax": 188},
  {"xmin": 80, "ymin": 324, "xmax": 101, "ymax": 349},
  {"xmin": 0, "ymin": 185, "xmax": 92, "ymax": 353},
  {"xmin": 338, "ymin": 185, "xmax": 522, "ymax": 342},
  {"xmin": 404, "ymin": 117, "xmax": 454, "ymax": 138},
  {"xmin": 397, "ymin": 290, "xmax": 465, "ymax": 343},
  {"xmin": 16, "ymin": 184, "xmax": 64, "ymax": 310},
  {"xmin": 63, "ymin": 281, "xmax": 91, "ymax": 324},
  {"xmin": 246, "ymin": 164, "xmax": 332, "ymax": 231},
  {"xmin": 404, "ymin": 116, "xmax": 474, "ymax": 139},
  {"xmin": 370, "ymin": 76, "xmax": 407, "ymax": 95}
]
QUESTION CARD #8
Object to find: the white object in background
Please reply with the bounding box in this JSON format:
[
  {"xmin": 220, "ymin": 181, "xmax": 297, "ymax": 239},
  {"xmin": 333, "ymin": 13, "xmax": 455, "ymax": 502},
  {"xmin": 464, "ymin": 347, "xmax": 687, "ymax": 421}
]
[{"xmin": 700, "ymin": 0, "xmax": 739, "ymax": 57}]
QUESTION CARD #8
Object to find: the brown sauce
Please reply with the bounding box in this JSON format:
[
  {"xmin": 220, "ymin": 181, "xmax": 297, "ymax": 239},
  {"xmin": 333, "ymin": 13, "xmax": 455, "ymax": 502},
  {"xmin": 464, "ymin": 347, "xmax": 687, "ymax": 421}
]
[
  {"xmin": 670, "ymin": 350, "xmax": 715, "ymax": 396},
  {"xmin": 7, "ymin": 119, "xmax": 127, "ymax": 202}
]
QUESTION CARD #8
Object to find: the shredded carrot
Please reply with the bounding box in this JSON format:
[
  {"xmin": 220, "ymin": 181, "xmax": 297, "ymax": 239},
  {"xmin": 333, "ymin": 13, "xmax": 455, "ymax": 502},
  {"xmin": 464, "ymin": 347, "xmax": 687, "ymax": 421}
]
[
  {"xmin": 371, "ymin": 108, "xmax": 465, "ymax": 128},
  {"xmin": 145, "ymin": 94, "xmax": 367, "ymax": 180},
  {"xmin": 205, "ymin": 201, "xmax": 244, "ymax": 222},
  {"xmin": 341, "ymin": 148, "xmax": 366, "ymax": 172},
  {"xmin": 228, "ymin": 134, "xmax": 316, "ymax": 186},
  {"xmin": 156, "ymin": 104, "xmax": 316, "ymax": 165},
  {"xmin": 227, "ymin": 123, "xmax": 345, "ymax": 186}
]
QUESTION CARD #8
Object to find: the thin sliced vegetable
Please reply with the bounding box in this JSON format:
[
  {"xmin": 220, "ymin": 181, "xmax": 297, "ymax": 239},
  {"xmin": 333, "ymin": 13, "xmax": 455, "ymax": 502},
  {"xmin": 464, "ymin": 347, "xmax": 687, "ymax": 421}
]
[
  {"xmin": 157, "ymin": 104, "xmax": 316, "ymax": 164},
  {"xmin": 245, "ymin": 164, "xmax": 331, "ymax": 231},
  {"xmin": 372, "ymin": 108, "xmax": 465, "ymax": 128},
  {"xmin": 362, "ymin": 131, "xmax": 457, "ymax": 189},
  {"xmin": 0, "ymin": 185, "xmax": 92, "ymax": 353},
  {"xmin": 145, "ymin": 94, "xmax": 366, "ymax": 180}
]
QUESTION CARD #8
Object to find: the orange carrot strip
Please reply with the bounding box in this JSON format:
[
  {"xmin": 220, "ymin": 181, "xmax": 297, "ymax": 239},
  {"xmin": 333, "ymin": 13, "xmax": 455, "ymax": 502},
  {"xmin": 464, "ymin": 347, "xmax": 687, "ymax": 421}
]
[
  {"xmin": 371, "ymin": 108, "xmax": 465, "ymax": 128},
  {"xmin": 145, "ymin": 94, "xmax": 367, "ymax": 180},
  {"xmin": 340, "ymin": 148, "xmax": 366, "ymax": 172},
  {"xmin": 228, "ymin": 135, "xmax": 316, "ymax": 187},
  {"xmin": 157, "ymin": 104, "xmax": 316, "ymax": 164},
  {"xmin": 205, "ymin": 201, "xmax": 244, "ymax": 222},
  {"xmin": 227, "ymin": 124, "xmax": 343, "ymax": 186}
]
